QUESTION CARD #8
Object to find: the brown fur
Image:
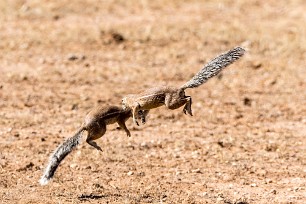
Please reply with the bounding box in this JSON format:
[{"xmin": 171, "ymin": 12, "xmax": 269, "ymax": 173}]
[
  {"xmin": 39, "ymin": 105, "xmax": 147, "ymax": 185},
  {"xmin": 122, "ymin": 86, "xmax": 192, "ymax": 125},
  {"xmin": 122, "ymin": 47, "xmax": 245, "ymax": 125},
  {"xmin": 84, "ymin": 105, "xmax": 134, "ymax": 150}
]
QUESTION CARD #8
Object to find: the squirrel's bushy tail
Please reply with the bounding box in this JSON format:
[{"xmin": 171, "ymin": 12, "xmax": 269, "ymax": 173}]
[
  {"xmin": 180, "ymin": 46, "xmax": 245, "ymax": 90},
  {"xmin": 39, "ymin": 127, "xmax": 85, "ymax": 185}
]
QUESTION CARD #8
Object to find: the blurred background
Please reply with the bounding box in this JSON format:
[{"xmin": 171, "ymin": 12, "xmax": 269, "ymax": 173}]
[{"xmin": 0, "ymin": 0, "xmax": 305, "ymax": 203}]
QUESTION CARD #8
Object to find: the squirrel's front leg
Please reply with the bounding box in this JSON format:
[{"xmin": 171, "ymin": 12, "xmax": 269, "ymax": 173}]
[
  {"xmin": 132, "ymin": 104, "xmax": 140, "ymax": 126},
  {"xmin": 139, "ymin": 110, "xmax": 150, "ymax": 124}
]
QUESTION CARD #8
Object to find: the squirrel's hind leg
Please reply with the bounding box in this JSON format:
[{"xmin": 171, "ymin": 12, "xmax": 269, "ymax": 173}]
[
  {"xmin": 165, "ymin": 93, "xmax": 188, "ymax": 110},
  {"xmin": 183, "ymin": 96, "xmax": 193, "ymax": 116},
  {"xmin": 86, "ymin": 123, "xmax": 106, "ymax": 151}
]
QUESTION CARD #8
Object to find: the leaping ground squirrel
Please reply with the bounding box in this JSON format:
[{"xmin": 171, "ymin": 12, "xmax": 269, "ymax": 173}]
[
  {"xmin": 39, "ymin": 105, "xmax": 147, "ymax": 185},
  {"xmin": 122, "ymin": 47, "xmax": 245, "ymax": 125}
]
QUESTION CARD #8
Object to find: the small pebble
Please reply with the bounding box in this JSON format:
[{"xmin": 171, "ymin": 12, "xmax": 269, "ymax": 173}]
[
  {"xmin": 270, "ymin": 189, "xmax": 277, "ymax": 194},
  {"xmin": 70, "ymin": 164, "xmax": 77, "ymax": 168},
  {"xmin": 67, "ymin": 54, "xmax": 78, "ymax": 61},
  {"xmin": 175, "ymin": 171, "xmax": 182, "ymax": 176},
  {"xmin": 191, "ymin": 168, "xmax": 201, "ymax": 173}
]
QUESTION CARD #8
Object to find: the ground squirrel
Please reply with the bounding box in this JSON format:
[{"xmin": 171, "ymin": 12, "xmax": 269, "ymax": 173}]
[
  {"xmin": 39, "ymin": 105, "xmax": 147, "ymax": 185},
  {"xmin": 122, "ymin": 47, "xmax": 245, "ymax": 125}
]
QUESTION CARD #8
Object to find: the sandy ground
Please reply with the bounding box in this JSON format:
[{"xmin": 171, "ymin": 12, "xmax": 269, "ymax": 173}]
[{"xmin": 0, "ymin": 0, "xmax": 305, "ymax": 203}]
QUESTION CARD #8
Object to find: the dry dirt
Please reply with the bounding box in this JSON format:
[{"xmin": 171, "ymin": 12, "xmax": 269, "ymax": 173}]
[{"xmin": 0, "ymin": 0, "xmax": 305, "ymax": 203}]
